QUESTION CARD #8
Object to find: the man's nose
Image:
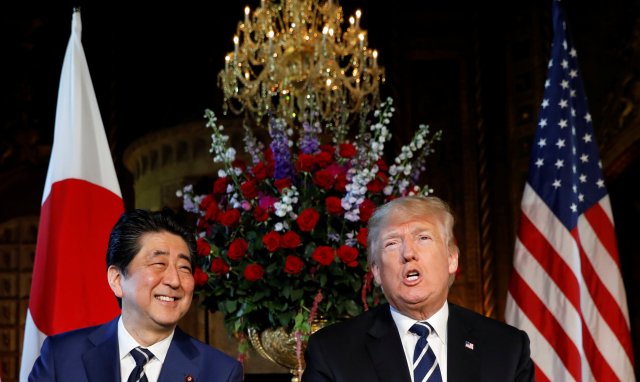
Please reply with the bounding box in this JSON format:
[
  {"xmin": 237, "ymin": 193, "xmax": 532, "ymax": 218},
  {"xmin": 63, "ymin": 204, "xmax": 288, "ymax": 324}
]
[
  {"xmin": 401, "ymin": 240, "xmax": 418, "ymax": 262},
  {"xmin": 163, "ymin": 264, "xmax": 181, "ymax": 288}
]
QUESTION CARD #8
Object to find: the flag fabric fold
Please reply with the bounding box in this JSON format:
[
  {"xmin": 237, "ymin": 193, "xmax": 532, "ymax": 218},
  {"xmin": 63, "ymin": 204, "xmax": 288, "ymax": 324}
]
[
  {"xmin": 19, "ymin": 10, "xmax": 123, "ymax": 381},
  {"xmin": 505, "ymin": 1, "xmax": 635, "ymax": 381}
]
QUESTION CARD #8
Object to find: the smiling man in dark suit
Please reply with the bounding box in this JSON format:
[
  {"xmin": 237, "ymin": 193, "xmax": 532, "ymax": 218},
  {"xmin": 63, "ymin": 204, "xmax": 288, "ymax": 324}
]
[
  {"xmin": 302, "ymin": 196, "xmax": 533, "ymax": 382},
  {"xmin": 29, "ymin": 209, "xmax": 243, "ymax": 382}
]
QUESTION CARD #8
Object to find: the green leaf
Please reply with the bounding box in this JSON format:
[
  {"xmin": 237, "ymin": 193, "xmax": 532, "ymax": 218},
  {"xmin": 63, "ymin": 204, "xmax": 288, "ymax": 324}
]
[
  {"xmin": 343, "ymin": 299, "xmax": 360, "ymax": 317},
  {"xmin": 290, "ymin": 288, "xmax": 304, "ymax": 300}
]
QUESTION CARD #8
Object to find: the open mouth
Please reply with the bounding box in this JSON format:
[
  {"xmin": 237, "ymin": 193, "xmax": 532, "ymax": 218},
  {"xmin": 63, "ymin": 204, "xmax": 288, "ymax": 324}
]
[{"xmin": 405, "ymin": 270, "xmax": 420, "ymax": 282}]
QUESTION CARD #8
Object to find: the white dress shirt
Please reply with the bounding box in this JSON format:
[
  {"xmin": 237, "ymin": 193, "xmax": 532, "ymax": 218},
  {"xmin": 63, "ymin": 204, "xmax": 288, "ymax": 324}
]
[
  {"xmin": 390, "ymin": 302, "xmax": 449, "ymax": 382},
  {"xmin": 117, "ymin": 317, "xmax": 174, "ymax": 382}
]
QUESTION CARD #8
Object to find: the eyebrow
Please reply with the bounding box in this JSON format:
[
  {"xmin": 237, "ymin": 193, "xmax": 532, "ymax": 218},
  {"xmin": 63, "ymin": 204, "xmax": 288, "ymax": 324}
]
[
  {"xmin": 381, "ymin": 226, "xmax": 433, "ymax": 241},
  {"xmin": 149, "ymin": 250, "xmax": 191, "ymax": 263}
]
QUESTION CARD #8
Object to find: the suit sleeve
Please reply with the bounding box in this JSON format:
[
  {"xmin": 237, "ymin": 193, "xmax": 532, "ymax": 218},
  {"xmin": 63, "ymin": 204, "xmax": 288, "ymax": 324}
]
[
  {"xmin": 28, "ymin": 337, "xmax": 55, "ymax": 382},
  {"xmin": 515, "ymin": 329, "xmax": 535, "ymax": 382},
  {"xmin": 226, "ymin": 360, "xmax": 244, "ymax": 382},
  {"xmin": 301, "ymin": 334, "xmax": 335, "ymax": 382}
]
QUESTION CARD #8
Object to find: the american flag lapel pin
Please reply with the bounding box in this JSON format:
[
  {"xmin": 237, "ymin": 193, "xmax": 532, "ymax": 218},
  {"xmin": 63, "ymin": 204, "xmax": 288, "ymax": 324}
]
[{"xmin": 464, "ymin": 340, "xmax": 474, "ymax": 350}]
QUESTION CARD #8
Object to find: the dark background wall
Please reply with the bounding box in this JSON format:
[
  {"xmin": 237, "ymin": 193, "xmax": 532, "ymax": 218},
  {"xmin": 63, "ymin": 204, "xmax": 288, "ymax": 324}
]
[{"xmin": 1, "ymin": 0, "xmax": 639, "ymax": 380}]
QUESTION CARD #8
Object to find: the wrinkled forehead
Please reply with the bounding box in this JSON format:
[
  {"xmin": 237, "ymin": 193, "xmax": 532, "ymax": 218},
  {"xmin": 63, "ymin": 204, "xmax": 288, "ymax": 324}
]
[
  {"xmin": 385, "ymin": 204, "xmax": 446, "ymax": 225},
  {"xmin": 382, "ymin": 205, "xmax": 452, "ymax": 240}
]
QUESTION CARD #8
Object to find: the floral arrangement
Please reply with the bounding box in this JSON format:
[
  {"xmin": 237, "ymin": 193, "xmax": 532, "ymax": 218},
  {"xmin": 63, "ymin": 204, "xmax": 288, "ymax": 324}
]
[{"xmin": 179, "ymin": 98, "xmax": 441, "ymax": 346}]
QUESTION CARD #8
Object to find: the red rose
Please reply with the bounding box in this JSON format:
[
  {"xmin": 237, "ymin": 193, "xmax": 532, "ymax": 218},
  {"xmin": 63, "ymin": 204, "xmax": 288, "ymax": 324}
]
[
  {"xmin": 296, "ymin": 153, "xmax": 316, "ymax": 172},
  {"xmin": 312, "ymin": 246, "xmax": 335, "ymax": 266},
  {"xmin": 338, "ymin": 143, "xmax": 357, "ymax": 159},
  {"xmin": 376, "ymin": 158, "xmax": 389, "ymax": 172},
  {"xmin": 196, "ymin": 217, "xmax": 209, "ymax": 231},
  {"xmin": 281, "ymin": 231, "xmax": 301, "ymax": 249},
  {"xmin": 194, "ymin": 267, "xmax": 209, "ymax": 286},
  {"xmin": 357, "ymin": 227, "xmax": 368, "ymax": 248},
  {"xmin": 262, "ymin": 231, "xmax": 282, "ymax": 252},
  {"xmin": 359, "ymin": 199, "xmax": 376, "ymax": 222},
  {"xmin": 228, "ymin": 238, "xmax": 249, "ymax": 261},
  {"xmin": 296, "ymin": 208, "xmax": 320, "ymax": 232},
  {"xmin": 334, "ymin": 173, "xmax": 348, "ymax": 192},
  {"xmin": 240, "ymin": 180, "xmax": 258, "ymax": 200},
  {"xmin": 196, "ymin": 238, "xmax": 211, "ymax": 257},
  {"xmin": 252, "ymin": 161, "xmax": 270, "ymax": 180},
  {"xmin": 254, "ymin": 206, "xmax": 269, "ymax": 222},
  {"xmin": 264, "ymin": 147, "xmax": 274, "ymax": 162},
  {"xmin": 325, "ymin": 196, "xmax": 343, "ymax": 215},
  {"xmin": 205, "ymin": 202, "xmax": 220, "ymax": 222},
  {"xmin": 284, "ymin": 255, "xmax": 304, "ymax": 275},
  {"xmin": 319, "ymin": 144, "xmax": 336, "ymax": 156},
  {"xmin": 244, "ymin": 263, "xmax": 264, "ymax": 281},
  {"xmin": 199, "ymin": 194, "xmax": 215, "ymax": 210},
  {"xmin": 213, "ymin": 177, "xmax": 229, "ymax": 194},
  {"xmin": 210, "ymin": 258, "xmax": 230, "ymax": 275},
  {"xmin": 313, "ymin": 169, "xmax": 335, "ymax": 190},
  {"xmin": 274, "ymin": 178, "xmax": 292, "ymax": 192},
  {"xmin": 219, "ymin": 209, "xmax": 241, "ymax": 226},
  {"xmin": 368, "ymin": 172, "xmax": 388, "ymax": 193},
  {"xmin": 315, "ymin": 151, "xmax": 333, "ymax": 168},
  {"xmin": 337, "ymin": 245, "xmax": 359, "ymax": 267}
]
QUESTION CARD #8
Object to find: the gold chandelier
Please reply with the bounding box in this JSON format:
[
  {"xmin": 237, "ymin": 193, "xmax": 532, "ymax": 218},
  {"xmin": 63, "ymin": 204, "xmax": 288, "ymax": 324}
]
[{"xmin": 218, "ymin": 0, "xmax": 385, "ymax": 128}]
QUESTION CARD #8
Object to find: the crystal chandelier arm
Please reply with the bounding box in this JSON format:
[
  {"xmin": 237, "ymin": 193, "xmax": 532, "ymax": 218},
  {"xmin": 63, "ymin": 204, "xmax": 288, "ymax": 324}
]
[{"xmin": 217, "ymin": 0, "xmax": 384, "ymax": 129}]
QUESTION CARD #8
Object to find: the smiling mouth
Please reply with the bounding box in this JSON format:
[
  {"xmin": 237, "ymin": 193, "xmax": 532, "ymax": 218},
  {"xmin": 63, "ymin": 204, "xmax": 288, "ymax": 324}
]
[{"xmin": 155, "ymin": 295, "xmax": 178, "ymax": 302}]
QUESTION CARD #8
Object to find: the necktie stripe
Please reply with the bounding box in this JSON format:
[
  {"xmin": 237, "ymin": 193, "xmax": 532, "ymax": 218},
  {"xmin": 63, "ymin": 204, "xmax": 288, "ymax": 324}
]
[
  {"xmin": 409, "ymin": 322, "xmax": 442, "ymax": 382},
  {"xmin": 128, "ymin": 346, "xmax": 154, "ymax": 382}
]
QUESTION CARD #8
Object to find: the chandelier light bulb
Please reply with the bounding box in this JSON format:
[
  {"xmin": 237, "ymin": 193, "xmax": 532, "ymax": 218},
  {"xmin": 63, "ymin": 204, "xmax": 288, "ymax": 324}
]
[{"xmin": 217, "ymin": 0, "xmax": 385, "ymax": 128}]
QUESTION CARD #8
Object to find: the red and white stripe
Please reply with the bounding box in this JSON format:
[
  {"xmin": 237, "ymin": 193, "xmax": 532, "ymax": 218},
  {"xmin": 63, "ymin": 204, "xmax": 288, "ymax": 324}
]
[
  {"xmin": 506, "ymin": 183, "xmax": 634, "ymax": 381},
  {"xmin": 19, "ymin": 10, "xmax": 123, "ymax": 381}
]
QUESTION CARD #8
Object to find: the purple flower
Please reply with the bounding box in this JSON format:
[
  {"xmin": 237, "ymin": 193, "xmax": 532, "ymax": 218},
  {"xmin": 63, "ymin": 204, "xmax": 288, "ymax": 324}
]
[
  {"xmin": 269, "ymin": 118, "xmax": 294, "ymax": 179},
  {"xmin": 299, "ymin": 121, "xmax": 320, "ymax": 154}
]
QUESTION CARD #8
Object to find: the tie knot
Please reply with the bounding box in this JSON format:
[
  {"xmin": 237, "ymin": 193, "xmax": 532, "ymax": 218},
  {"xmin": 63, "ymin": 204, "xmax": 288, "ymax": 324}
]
[
  {"xmin": 409, "ymin": 321, "xmax": 433, "ymax": 338},
  {"xmin": 130, "ymin": 346, "xmax": 154, "ymax": 367}
]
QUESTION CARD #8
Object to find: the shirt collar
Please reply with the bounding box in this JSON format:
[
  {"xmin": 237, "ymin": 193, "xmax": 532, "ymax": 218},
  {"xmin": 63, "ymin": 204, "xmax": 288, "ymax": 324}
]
[
  {"xmin": 390, "ymin": 302, "xmax": 449, "ymax": 345},
  {"xmin": 117, "ymin": 316, "xmax": 175, "ymax": 363}
]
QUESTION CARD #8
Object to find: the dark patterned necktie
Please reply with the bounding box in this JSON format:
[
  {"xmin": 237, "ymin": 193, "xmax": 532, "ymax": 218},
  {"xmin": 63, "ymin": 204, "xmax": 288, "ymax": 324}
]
[
  {"xmin": 409, "ymin": 322, "xmax": 443, "ymax": 382},
  {"xmin": 127, "ymin": 346, "xmax": 154, "ymax": 382}
]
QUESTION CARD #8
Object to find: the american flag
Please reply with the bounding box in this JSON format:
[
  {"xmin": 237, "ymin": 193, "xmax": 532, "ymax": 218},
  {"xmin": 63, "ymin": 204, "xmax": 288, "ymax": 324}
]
[{"xmin": 504, "ymin": 1, "xmax": 635, "ymax": 381}]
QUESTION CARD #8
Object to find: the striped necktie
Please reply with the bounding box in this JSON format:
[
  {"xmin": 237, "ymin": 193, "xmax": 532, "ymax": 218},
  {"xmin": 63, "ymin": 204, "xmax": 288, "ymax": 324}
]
[
  {"xmin": 409, "ymin": 322, "xmax": 442, "ymax": 382},
  {"xmin": 128, "ymin": 346, "xmax": 154, "ymax": 382}
]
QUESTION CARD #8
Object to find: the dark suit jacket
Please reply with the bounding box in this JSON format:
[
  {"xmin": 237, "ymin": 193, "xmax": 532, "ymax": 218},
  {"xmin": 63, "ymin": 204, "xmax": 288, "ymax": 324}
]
[
  {"xmin": 28, "ymin": 317, "xmax": 243, "ymax": 382},
  {"xmin": 302, "ymin": 303, "xmax": 534, "ymax": 382}
]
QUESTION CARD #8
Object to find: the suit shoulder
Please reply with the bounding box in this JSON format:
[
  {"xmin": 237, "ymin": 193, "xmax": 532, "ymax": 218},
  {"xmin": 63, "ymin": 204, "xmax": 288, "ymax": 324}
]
[
  {"xmin": 310, "ymin": 303, "xmax": 388, "ymax": 340},
  {"xmin": 450, "ymin": 303, "xmax": 527, "ymax": 338},
  {"xmin": 45, "ymin": 322, "xmax": 104, "ymax": 346},
  {"xmin": 183, "ymin": 332, "xmax": 241, "ymax": 367}
]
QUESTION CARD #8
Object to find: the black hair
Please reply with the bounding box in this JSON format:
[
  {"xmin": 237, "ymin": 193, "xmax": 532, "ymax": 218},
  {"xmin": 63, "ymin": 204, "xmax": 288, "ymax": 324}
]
[{"xmin": 106, "ymin": 209, "xmax": 197, "ymax": 305}]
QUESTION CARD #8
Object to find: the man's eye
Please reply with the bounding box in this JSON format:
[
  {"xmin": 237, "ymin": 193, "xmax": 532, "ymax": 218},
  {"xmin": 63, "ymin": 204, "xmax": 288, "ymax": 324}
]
[{"xmin": 384, "ymin": 241, "xmax": 397, "ymax": 248}]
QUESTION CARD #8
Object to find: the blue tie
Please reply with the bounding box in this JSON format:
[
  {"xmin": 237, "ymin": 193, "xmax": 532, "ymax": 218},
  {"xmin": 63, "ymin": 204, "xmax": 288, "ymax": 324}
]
[
  {"xmin": 409, "ymin": 322, "xmax": 442, "ymax": 382},
  {"xmin": 128, "ymin": 346, "xmax": 154, "ymax": 382}
]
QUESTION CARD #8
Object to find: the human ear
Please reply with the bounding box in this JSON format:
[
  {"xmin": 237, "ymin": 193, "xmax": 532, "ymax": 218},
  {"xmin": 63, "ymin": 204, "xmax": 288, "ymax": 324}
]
[
  {"xmin": 108, "ymin": 265, "xmax": 124, "ymax": 298},
  {"xmin": 372, "ymin": 262, "xmax": 382, "ymax": 285},
  {"xmin": 448, "ymin": 246, "xmax": 459, "ymax": 275}
]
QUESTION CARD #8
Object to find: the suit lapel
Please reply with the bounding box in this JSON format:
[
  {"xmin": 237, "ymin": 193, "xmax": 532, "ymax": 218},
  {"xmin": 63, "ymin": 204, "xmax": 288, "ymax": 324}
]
[
  {"xmin": 158, "ymin": 327, "xmax": 200, "ymax": 382},
  {"xmin": 365, "ymin": 305, "xmax": 412, "ymax": 382},
  {"xmin": 82, "ymin": 317, "xmax": 120, "ymax": 382},
  {"xmin": 447, "ymin": 304, "xmax": 480, "ymax": 382}
]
